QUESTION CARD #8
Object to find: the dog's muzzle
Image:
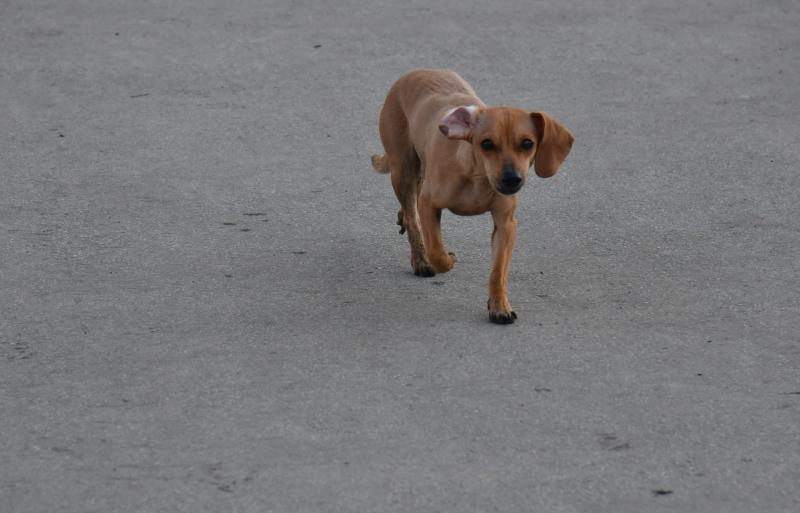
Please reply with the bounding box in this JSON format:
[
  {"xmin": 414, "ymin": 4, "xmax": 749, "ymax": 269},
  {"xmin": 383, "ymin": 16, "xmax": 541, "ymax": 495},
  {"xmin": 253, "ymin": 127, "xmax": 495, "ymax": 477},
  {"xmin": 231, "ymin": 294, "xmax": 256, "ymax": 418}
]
[{"xmin": 497, "ymin": 167, "xmax": 524, "ymax": 195}]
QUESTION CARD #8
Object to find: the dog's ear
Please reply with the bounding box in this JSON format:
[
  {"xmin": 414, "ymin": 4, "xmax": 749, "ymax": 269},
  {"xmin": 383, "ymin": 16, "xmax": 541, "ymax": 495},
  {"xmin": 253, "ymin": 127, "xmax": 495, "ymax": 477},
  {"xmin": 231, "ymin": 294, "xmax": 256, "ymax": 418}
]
[
  {"xmin": 530, "ymin": 112, "xmax": 574, "ymax": 177},
  {"xmin": 439, "ymin": 106, "xmax": 480, "ymax": 140}
]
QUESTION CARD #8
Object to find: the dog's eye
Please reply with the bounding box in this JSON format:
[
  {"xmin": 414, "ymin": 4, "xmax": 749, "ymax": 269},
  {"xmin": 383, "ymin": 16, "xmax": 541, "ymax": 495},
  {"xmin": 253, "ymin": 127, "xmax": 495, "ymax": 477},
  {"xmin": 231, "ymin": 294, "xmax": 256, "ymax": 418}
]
[
  {"xmin": 521, "ymin": 139, "xmax": 535, "ymax": 150},
  {"xmin": 480, "ymin": 139, "xmax": 494, "ymax": 151}
]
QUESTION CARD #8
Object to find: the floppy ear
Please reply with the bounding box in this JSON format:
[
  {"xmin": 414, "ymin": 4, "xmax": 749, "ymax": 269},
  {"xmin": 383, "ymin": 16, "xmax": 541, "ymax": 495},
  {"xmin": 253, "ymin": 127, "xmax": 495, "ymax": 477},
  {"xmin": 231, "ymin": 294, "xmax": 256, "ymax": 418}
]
[
  {"xmin": 439, "ymin": 106, "xmax": 480, "ymax": 140},
  {"xmin": 530, "ymin": 112, "xmax": 574, "ymax": 177}
]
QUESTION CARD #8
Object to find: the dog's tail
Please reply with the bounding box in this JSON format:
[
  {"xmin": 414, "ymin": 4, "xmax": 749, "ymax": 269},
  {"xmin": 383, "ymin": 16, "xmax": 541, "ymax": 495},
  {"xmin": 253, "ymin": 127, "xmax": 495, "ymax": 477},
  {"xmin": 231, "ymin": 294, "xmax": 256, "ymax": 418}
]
[{"xmin": 371, "ymin": 154, "xmax": 390, "ymax": 174}]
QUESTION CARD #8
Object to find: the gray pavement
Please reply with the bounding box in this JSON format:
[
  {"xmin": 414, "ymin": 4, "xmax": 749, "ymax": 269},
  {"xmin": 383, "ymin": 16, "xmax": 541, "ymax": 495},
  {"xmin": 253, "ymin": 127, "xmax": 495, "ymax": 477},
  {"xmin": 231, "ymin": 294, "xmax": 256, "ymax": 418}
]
[{"xmin": 2, "ymin": 1, "xmax": 799, "ymax": 512}]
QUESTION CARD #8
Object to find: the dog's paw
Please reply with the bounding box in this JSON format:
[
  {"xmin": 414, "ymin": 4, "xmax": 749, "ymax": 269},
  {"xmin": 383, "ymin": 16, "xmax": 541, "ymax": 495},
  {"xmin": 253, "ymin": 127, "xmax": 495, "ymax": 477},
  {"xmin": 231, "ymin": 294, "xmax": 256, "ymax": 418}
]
[
  {"xmin": 430, "ymin": 252, "xmax": 456, "ymax": 273},
  {"xmin": 413, "ymin": 262, "xmax": 436, "ymax": 277},
  {"xmin": 487, "ymin": 297, "xmax": 517, "ymax": 325},
  {"xmin": 489, "ymin": 310, "xmax": 517, "ymax": 325}
]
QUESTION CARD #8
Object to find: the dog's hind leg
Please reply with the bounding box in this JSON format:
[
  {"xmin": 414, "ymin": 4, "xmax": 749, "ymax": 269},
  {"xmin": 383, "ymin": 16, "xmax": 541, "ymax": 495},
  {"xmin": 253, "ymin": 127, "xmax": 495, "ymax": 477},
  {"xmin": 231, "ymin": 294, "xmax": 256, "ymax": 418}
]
[
  {"xmin": 377, "ymin": 90, "xmax": 434, "ymax": 277},
  {"xmin": 389, "ymin": 151, "xmax": 434, "ymax": 277}
]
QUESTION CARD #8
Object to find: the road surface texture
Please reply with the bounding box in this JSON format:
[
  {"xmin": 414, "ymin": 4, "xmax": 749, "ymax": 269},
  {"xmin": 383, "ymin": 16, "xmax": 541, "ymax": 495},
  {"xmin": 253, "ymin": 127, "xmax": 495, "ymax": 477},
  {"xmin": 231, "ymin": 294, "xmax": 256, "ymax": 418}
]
[{"xmin": 2, "ymin": 1, "xmax": 798, "ymax": 512}]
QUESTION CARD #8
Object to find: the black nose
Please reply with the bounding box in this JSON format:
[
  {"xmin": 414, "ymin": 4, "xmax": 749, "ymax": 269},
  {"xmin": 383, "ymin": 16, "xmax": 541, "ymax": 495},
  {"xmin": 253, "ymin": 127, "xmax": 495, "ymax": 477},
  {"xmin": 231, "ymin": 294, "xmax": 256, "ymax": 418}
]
[
  {"xmin": 499, "ymin": 167, "xmax": 523, "ymax": 193},
  {"xmin": 501, "ymin": 172, "xmax": 522, "ymax": 188}
]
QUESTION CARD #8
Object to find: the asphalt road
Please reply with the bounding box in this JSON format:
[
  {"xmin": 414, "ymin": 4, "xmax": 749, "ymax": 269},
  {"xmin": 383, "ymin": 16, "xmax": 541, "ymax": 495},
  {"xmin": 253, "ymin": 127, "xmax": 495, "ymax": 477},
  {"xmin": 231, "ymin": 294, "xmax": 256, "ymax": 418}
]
[{"xmin": 2, "ymin": 1, "xmax": 799, "ymax": 512}]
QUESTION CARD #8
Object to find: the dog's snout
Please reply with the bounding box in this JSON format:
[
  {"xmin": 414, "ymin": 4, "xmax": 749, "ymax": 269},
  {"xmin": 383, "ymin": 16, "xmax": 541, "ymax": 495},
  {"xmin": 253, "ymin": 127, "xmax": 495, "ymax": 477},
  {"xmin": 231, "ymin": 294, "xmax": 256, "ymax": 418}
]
[
  {"xmin": 501, "ymin": 170, "xmax": 522, "ymax": 187},
  {"xmin": 498, "ymin": 166, "xmax": 523, "ymax": 194}
]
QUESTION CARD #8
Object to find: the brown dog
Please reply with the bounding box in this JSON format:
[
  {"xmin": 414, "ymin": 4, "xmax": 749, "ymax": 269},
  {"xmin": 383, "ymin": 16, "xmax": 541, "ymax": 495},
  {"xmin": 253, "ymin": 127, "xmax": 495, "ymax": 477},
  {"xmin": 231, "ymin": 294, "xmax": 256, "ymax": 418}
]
[{"xmin": 371, "ymin": 69, "xmax": 574, "ymax": 324}]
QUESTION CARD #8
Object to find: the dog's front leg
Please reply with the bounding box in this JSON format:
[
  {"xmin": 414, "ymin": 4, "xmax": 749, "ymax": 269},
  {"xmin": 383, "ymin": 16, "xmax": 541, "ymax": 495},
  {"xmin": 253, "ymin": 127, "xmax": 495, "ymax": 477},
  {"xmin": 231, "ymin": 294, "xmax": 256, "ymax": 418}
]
[
  {"xmin": 488, "ymin": 205, "xmax": 517, "ymax": 324},
  {"xmin": 418, "ymin": 193, "xmax": 456, "ymax": 273}
]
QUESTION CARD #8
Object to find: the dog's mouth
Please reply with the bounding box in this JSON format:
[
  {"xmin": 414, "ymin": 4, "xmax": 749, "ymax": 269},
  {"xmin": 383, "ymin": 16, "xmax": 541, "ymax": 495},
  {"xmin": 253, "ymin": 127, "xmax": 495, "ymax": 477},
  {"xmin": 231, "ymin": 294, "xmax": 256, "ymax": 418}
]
[{"xmin": 496, "ymin": 182, "xmax": 524, "ymax": 196}]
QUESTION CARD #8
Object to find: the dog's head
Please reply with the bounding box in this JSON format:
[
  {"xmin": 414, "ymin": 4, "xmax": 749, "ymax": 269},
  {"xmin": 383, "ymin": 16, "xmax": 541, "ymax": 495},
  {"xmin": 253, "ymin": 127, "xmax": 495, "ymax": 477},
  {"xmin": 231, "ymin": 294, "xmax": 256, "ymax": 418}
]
[{"xmin": 439, "ymin": 106, "xmax": 574, "ymax": 195}]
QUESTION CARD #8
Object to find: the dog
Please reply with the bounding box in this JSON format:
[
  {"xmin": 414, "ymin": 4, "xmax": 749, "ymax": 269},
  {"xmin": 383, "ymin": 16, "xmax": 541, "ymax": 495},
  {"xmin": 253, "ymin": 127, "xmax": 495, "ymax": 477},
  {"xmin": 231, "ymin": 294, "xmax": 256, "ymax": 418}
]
[{"xmin": 371, "ymin": 69, "xmax": 574, "ymax": 324}]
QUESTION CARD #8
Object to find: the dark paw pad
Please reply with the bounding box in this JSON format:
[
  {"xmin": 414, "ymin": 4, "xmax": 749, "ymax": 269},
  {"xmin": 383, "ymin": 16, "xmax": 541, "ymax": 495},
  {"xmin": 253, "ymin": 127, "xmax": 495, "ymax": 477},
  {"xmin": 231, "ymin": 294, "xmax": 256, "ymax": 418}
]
[
  {"xmin": 414, "ymin": 264, "xmax": 436, "ymax": 277},
  {"xmin": 489, "ymin": 311, "xmax": 517, "ymax": 324}
]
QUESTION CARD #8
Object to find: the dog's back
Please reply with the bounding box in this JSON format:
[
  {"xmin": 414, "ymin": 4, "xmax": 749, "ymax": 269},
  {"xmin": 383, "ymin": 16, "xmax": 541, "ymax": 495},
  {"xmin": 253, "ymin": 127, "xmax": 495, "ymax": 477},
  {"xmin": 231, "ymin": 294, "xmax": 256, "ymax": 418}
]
[
  {"xmin": 388, "ymin": 69, "xmax": 479, "ymax": 112},
  {"xmin": 374, "ymin": 70, "xmax": 482, "ymax": 171}
]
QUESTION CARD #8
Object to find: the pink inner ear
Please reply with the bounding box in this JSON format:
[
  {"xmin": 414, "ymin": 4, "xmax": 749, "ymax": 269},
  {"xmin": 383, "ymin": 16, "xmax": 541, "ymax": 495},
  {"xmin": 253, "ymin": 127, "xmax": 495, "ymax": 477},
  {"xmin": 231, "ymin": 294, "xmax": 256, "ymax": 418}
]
[
  {"xmin": 439, "ymin": 106, "xmax": 477, "ymax": 139},
  {"xmin": 449, "ymin": 108, "xmax": 472, "ymax": 127}
]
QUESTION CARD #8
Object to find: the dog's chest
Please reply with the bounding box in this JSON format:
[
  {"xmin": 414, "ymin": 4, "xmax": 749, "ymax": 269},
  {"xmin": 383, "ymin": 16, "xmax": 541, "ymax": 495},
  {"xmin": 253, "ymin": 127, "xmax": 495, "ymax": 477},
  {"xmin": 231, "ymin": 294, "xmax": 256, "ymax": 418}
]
[{"xmin": 444, "ymin": 179, "xmax": 494, "ymax": 216}]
